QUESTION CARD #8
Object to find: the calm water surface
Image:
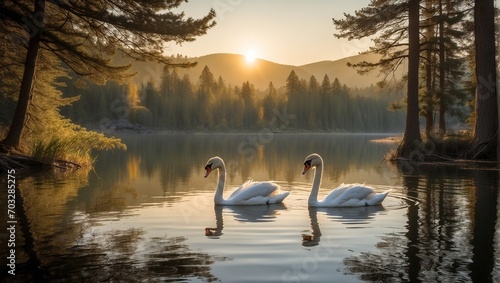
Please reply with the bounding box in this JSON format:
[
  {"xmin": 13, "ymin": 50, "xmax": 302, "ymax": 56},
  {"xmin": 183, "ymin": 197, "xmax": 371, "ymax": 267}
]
[{"xmin": 1, "ymin": 133, "xmax": 499, "ymax": 282}]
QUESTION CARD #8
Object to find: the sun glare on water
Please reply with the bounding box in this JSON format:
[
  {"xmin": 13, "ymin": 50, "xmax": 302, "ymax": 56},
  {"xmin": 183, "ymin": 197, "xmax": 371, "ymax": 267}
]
[{"xmin": 245, "ymin": 49, "xmax": 257, "ymax": 64}]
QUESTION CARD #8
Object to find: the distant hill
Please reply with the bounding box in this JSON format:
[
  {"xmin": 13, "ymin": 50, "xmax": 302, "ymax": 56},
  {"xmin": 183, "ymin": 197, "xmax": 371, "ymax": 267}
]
[
  {"xmin": 121, "ymin": 52, "xmax": 402, "ymax": 90},
  {"xmin": 299, "ymin": 53, "xmax": 389, "ymax": 88},
  {"xmin": 173, "ymin": 53, "xmax": 312, "ymax": 90}
]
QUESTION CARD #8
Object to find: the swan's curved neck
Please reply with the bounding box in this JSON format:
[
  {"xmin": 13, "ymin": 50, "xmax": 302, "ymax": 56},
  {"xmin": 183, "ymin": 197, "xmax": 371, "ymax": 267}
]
[
  {"xmin": 309, "ymin": 163, "xmax": 322, "ymax": 205},
  {"xmin": 214, "ymin": 164, "xmax": 226, "ymax": 204}
]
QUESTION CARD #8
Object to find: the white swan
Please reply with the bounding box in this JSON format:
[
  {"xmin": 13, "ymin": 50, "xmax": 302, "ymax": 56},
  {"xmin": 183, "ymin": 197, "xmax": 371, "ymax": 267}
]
[
  {"xmin": 204, "ymin": 156, "xmax": 290, "ymax": 205},
  {"xmin": 302, "ymin": 153, "xmax": 390, "ymax": 207}
]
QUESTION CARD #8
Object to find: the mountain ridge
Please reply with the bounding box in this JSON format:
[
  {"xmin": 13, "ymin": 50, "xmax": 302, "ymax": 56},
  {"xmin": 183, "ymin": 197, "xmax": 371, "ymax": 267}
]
[{"xmin": 125, "ymin": 52, "xmax": 397, "ymax": 90}]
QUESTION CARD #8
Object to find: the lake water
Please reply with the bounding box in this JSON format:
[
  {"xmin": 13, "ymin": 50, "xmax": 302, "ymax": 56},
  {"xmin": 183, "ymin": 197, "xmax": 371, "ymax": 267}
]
[{"xmin": 1, "ymin": 133, "xmax": 499, "ymax": 282}]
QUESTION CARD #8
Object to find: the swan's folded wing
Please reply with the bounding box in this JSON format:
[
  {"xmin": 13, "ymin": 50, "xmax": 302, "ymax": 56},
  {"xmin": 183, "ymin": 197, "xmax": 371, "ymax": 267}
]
[
  {"xmin": 323, "ymin": 184, "xmax": 375, "ymax": 206},
  {"xmin": 228, "ymin": 181, "xmax": 280, "ymax": 202},
  {"xmin": 228, "ymin": 179, "xmax": 253, "ymax": 197},
  {"xmin": 323, "ymin": 183, "xmax": 351, "ymax": 201}
]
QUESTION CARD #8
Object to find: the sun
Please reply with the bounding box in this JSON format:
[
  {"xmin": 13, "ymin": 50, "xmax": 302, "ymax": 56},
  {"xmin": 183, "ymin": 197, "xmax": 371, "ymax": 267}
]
[{"xmin": 245, "ymin": 49, "xmax": 257, "ymax": 64}]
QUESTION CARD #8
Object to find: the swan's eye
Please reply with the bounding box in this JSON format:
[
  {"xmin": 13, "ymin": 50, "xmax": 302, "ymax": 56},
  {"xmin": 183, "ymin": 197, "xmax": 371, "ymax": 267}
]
[
  {"xmin": 304, "ymin": 160, "xmax": 312, "ymax": 166},
  {"xmin": 205, "ymin": 163, "xmax": 213, "ymax": 170}
]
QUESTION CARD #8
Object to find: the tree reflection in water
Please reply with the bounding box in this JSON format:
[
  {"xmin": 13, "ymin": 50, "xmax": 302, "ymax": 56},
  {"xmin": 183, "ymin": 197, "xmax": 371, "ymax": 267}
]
[
  {"xmin": 342, "ymin": 163, "xmax": 499, "ymax": 282},
  {"xmin": 44, "ymin": 229, "xmax": 224, "ymax": 282},
  {"xmin": 2, "ymin": 168, "xmax": 224, "ymax": 282}
]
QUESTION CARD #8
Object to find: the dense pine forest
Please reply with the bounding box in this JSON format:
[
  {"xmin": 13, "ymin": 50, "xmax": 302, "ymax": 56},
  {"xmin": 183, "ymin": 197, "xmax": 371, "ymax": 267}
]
[{"xmin": 60, "ymin": 65, "xmax": 406, "ymax": 132}]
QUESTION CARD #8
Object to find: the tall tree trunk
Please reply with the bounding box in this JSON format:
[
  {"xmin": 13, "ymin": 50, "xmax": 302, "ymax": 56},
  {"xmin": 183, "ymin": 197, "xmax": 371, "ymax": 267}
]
[
  {"xmin": 438, "ymin": 0, "xmax": 446, "ymax": 135},
  {"xmin": 471, "ymin": 0, "xmax": 498, "ymax": 160},
  {"xmin": 1, "ymin": 0, "xmax": 45, "ymax": 151},
  {"xmin": 424, "ymin": 0, "xmax": 434, "ymax": 138},
  {"xmin": 397, "ymin": 0, "xmax": 422, "ymax": 158},
  {"xmin": 425, "ymin": 53, "xmax": 434, "ymax": 137}
]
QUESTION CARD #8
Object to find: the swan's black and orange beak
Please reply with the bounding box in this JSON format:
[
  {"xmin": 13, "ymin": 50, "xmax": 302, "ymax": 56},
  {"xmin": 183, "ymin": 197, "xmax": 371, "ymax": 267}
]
[
  {"xmin": 204, "ymin": 163, "xmax": 212, "ymax": 178},
  {"xmin": 302, "ymin": 160, "xmax": 312, "ymax": 175}
]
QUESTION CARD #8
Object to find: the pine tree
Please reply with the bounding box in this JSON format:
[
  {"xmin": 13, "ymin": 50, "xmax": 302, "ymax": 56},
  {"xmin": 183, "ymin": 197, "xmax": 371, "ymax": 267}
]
[
  {"xmin": 21, "ymin": 51, "xmax": 125, "ymax": 164},
  {"xmin": 307, "ymin": 76, "xmax": 320, "ymax": 129},
  {"xmin": 334, "ymin": 0, "xmax": 470, "ymax": 141},
  {"xmin": 320, "ymin": 75, "xmax": 332, "ymax": 129},
  {"xmin": 0, "ymin": 0, "xmax": 216, "ymax": 150},
  {"xmin": 213, "ymin": 76, "xmax": 227, "ymax": 129},
  {"xmin": 179, "ymin": 75, "xmax": 194, "ymax": 129},
  {"xmin": 197, "ymin": 66, "xmax": 216, "ymax": 128},
  {"xmin": 421, "ymin": 0, "xmax": 436, "ymax": 136},
  {"xmin": 241, "ymin": 81, "xmax": 257, "ymax": 128},
  {"xmin": 469, "ymin": 0, "xmax": 497, "ymax": 159},
  {"xmin": 285, "ymin": 70, "xmax": 305, "ymax": 128},
  {"xmin": 333, "ymin": 0, "xmax": 409, "ymax": 82},
  {"xmin": 333, "ymin": 0, "xmax": 428, "ymax": 157},
  {"xmin": 141, "ymin": 80, "xmax": 162, "ymax": 127},
  {"xmin": 418, "ymin": 0, "xmax": 465, "ymax": 136},
  {"xmin": 398, "ymin": 0, "xmax": 423, "ymax": 158},
  {"xmin": 263, "ymin": 82, "xmax": 278, "ymax": 121}
]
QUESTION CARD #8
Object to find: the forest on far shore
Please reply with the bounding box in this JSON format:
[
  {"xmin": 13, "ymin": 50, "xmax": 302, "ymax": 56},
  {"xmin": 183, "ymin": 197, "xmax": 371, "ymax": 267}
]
[{"xmin": 57, "ymin": 65, "xmax": 416, "ymax": 133}]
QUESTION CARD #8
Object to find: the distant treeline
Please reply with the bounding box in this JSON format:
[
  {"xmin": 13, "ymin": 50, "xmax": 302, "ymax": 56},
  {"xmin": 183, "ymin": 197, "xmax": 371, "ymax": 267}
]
[{"xmin": 61, "ymin": 65, "xmax": 406, "ymax": 132}]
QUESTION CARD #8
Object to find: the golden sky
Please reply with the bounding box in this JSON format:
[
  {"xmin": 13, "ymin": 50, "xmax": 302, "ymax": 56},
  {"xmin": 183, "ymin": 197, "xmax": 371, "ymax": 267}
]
[{"xmin": 169, "ymin": 0, "xmax": 372, "ymax": 66}]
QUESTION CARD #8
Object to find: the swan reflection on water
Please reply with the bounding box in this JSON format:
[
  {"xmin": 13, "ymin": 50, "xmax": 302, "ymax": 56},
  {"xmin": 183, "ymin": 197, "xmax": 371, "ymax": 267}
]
[
  {"xmin": 205, "ymin": 204, "xmax": 287, "ymax": 239},
  {"xmin": 302, "ymin": 205, "xmax": 385, "ymax": 247}
]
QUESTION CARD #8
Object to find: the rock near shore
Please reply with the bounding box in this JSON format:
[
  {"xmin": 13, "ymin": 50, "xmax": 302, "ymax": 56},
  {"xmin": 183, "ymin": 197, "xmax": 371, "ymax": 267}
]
[{"xmin": 98, "ymin": 118, "xmax": 152, "ymax": 134}]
